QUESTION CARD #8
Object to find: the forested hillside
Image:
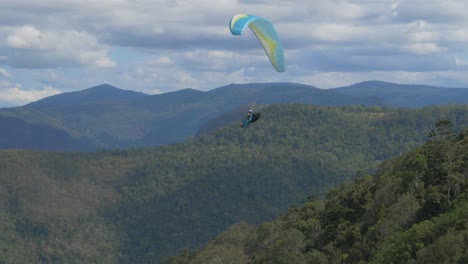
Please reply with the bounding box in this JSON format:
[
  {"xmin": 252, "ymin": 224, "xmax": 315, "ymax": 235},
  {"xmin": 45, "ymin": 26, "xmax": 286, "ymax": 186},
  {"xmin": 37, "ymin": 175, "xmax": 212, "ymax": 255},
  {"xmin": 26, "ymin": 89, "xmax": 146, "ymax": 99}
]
[
  {"xmin": 0, "ymin": 104, "xmax": 467, "ymax": 263},
  {"xmin": 166, "ymin": 122, "xmax": 468, "ymax": 264}
]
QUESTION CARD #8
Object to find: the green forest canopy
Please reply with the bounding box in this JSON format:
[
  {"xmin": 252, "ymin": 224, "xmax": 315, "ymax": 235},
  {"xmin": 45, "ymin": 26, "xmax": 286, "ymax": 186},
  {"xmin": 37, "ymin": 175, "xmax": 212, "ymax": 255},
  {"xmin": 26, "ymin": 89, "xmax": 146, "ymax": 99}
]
[
  {"xmin": 166, "ymin": 121, "xmax": 468, "ymax": 264},
  {"xmin": 0, "ymin": 104, "xmax": 467, "ymax": 263}
]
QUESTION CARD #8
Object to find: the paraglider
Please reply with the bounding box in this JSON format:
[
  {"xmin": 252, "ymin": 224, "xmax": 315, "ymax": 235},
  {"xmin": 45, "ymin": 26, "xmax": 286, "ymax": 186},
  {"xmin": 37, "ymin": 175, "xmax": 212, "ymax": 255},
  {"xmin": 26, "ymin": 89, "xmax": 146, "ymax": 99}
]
[
  {"xmin": 230, "ymin": 14, "xmax": 285, "ymax": 72},
  {"xmin": 241, "ymin": 109, "xmax": 261, "ymax": 128}
]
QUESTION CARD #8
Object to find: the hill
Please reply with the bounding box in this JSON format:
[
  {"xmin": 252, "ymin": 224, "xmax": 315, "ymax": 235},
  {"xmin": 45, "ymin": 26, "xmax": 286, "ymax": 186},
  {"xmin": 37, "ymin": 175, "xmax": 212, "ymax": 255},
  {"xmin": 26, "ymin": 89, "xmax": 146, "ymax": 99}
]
[
  {"xmin": 0, "ymin": 104, "xmax": 467, "ymax": 263},
  {"xmin": 167, "ymin": 122, "xmax": 468, "ymax": 264},
  {"xmin": 1, "ymin": 82, "xmax": 380, "ymax": 151},
  {"xmin": 333, "ymin": 80, "xmax": 468, "ymax": 108},
  {"xmin": 27, "ymin": 84, "xmax": 148, "ymax": 107},
  {"xmin": 0, "ymin": 116, "xmax": 92, "ymax": 150},
  {"xmin": 4, "ymin": 80, "xmax": 463, "ymax": 151}
]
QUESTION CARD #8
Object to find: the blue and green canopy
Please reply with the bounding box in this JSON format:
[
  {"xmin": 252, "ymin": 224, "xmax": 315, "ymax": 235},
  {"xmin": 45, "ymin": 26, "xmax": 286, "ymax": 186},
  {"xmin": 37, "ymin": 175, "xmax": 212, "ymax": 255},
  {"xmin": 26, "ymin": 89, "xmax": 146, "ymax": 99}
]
[{"xmin": 230, "ymin": 14, "xmax": 285, "ymax": 72}]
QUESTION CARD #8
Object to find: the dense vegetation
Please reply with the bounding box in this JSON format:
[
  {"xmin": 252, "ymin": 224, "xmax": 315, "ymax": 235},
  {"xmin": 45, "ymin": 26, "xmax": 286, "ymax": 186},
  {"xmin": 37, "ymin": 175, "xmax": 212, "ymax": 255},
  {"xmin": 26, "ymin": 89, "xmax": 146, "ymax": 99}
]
[
  {"xmin": 0, "ymin": 104, "xmax": 467, "ymax": 263},
  {"xmin": 166, "ymin": 121, "xmax": 468, "ymax": 263}
]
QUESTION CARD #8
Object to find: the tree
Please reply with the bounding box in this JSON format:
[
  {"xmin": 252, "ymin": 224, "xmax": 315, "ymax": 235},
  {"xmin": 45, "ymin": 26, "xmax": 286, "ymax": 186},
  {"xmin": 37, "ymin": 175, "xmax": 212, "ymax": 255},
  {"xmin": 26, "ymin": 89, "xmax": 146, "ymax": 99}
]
[
  {"xmin": 423, "ymin": 120, "xmax": 455, "ymax": 186},
  {"xmin": 427, "ymin": 120, "xmax": 455, "ymax": 142}
]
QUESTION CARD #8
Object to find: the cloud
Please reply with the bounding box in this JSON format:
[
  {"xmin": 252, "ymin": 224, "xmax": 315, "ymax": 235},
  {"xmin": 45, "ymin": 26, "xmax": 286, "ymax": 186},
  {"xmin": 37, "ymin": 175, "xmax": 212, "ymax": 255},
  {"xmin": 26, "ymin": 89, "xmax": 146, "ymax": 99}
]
[
  {"xmin": 0, "ymin": 0, "xmax": 468, "ymax": 107},
  {"xmin": 401, "ymin": 43, "xmax": 441, "ymax": 55},
  {"xmin": 0, "ymin": 84, "xmax": 61, "ymax": 105},
  {"xmin": 6, "ymin": 25, "xmax": 42, "ymax": 49},
  {"xmin": 5, "ymin": 25, "xmax": 115, "ymax": 68},
  {"xmin": 454, "ymin": 56, "xmax": 468, "ymax": 66},
  {"xmin": 394, "ymin": 0, "xmax": 468, "ymax": 24},
  {"xmin": 0, "ymin": 68, "xmax": 11, "ymax": 78}
]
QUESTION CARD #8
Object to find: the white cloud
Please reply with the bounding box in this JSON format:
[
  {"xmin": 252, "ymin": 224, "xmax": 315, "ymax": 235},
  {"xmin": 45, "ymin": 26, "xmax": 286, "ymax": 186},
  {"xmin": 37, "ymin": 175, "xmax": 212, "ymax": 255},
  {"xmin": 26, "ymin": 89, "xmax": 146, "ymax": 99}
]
[
  {"xmin": 0, "ymin": 68, "xmax": 11, "ymax": 78},
  {"xmin": 395, "ymin": 0, "xmax": 468, "ymax": 23},
  {"xmin": 6, "ymin": 25, "xmax": 42, "ymax": 49},
  {"xmin": 311, "ymin": 24, "xmax": 372, "ymax": 43},
  {"xmin": 154, "ymin": 56, "xmax": 175, "ymax": 66},
  {"xmin": 5, "ymin": 26, "xmax": 115, "ymax": 68},
  {"xmin": 454, "ymin": 56, "xmax": 468, "ymax": 66},
  {"xmin": 401, "ymin": 43, "xmax": 441, "ymax": 54},
  {"xmin": 79, "ymin": 50, "xmax": 116, "ymax": 68},
  {"xmin": 0, "ymin": 0, "xmax": 467, "ymax": 107},
  {"xmin": 0, "ymin": 84, "xmax": 61, "ymax": 105},
  {"xmin": 407, "ymin": 31, "xmax": 440, "ymax": 43}
]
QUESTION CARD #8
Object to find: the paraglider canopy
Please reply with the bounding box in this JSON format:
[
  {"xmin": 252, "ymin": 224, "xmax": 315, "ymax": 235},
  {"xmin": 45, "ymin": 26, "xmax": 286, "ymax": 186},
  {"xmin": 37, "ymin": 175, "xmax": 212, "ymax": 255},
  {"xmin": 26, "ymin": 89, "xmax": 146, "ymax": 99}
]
[{"xmin": 230, "ymin": 14, "xmax": 285, "ymax": 72}]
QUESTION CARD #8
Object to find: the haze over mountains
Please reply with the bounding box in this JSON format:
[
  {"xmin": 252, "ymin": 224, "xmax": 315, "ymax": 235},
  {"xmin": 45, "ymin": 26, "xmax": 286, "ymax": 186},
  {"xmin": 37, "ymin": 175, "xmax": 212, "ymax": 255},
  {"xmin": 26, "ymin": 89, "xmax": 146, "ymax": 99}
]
[{"xmin": 0, "ymin": 81, "xmax": 467, "ymax": 151}]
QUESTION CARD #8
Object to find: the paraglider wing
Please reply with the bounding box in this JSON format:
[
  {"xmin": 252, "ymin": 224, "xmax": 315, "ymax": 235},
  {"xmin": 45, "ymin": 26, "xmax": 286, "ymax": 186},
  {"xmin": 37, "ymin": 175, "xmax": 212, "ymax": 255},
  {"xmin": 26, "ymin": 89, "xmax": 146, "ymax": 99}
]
[{"xmin": 230, "ymin": 14, "xmax": 285, "ymax": 72}]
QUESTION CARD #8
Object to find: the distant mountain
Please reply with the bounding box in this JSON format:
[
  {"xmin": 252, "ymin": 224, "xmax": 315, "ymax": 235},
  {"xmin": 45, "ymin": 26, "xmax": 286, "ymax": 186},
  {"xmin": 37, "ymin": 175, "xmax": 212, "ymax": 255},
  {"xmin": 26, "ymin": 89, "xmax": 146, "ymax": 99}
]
[
  {"xmin": 209, "ymin": 82, "xmax": 382, "ymax": 106},
  {"xmin": 27, "ymin": 84, "xmax": 148, "ymax": 107},
  {"xmin": 333, "ymin": 80, "xmax": 468, "ymax": 107},
  {"xmin": 0, "ymin": 82, "xmax": 383, "ymax": 151},
  {"xmin": 0, "ymin": 116, "xmax": 92, "ymax": 151},
  {"xmin": 0, "ymin": 81, "xmax": 466, "ymax": 151}
]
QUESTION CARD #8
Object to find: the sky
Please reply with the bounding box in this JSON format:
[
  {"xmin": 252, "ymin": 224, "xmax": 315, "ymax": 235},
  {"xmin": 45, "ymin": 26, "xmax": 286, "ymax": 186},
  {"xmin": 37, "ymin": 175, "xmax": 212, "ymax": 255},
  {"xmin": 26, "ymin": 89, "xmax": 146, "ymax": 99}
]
[{"xmin": 1, "ymin": 0, "xmax": 468, "ymax": 106}]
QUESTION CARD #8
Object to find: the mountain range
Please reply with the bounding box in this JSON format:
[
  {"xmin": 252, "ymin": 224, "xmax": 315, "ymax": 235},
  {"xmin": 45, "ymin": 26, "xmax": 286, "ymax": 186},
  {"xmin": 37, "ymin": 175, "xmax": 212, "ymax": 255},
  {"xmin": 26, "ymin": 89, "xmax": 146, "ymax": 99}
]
[
  {"xmin": 335, "ymin": 80, "xmax": 468, "ymax": 107},
  {"xmin": 0, "ymin": 81, "xmax": 467, "ymax": 151}
]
